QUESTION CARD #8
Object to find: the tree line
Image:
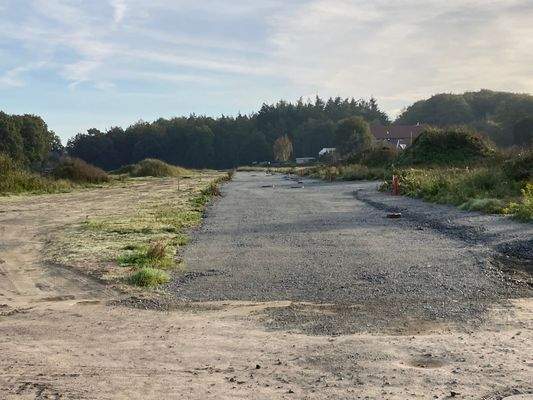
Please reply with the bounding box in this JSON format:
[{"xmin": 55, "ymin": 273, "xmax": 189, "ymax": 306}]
[
  {"xmin": 66, "ymin": 97, "xmax": 389, "ymax": 170},
  {"xmin": 1, "ymin": 90, "xmax": 531, "ymax": 173}
]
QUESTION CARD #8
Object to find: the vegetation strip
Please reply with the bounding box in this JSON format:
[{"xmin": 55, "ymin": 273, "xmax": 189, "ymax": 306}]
[{"xmin": 256, "ymin": 127, "xmax": 531, "ymax": 222}]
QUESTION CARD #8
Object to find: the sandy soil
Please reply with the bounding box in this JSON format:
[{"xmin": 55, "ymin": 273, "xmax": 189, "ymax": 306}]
[{"xmin": 0, "ymin": 175, "xmax": 531, "ymax": 399}]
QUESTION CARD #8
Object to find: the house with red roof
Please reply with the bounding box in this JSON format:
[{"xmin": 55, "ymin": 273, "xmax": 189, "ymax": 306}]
[{"xmin": 370, "ymin": 124, "xmax": 426, "ymax": 149}]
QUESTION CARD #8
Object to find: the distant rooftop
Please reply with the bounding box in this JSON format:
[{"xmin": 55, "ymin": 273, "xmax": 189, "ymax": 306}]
[{"xmin": 371, "ymin": 124, "xmax": 426, "ymax": 140}]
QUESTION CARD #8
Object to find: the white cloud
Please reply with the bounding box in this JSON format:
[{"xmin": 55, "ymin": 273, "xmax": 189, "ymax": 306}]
[
  {"xmin": 62, "ymin": 60, "xmax": 101, "ymax": 88},
  {"xmin": 0, "ymin": 62, "xmax": 47, "ymax": 87},
  {"xmin": 110, "ymin": 0, "xmax": 127, "ymax": 24},
  {"xmin": 0, "ymin": 67, "xmax": 27, "ymax": 87},
  {"xmin": 267, "ymin": 0, "xmax": 533, "ymax": 111}
]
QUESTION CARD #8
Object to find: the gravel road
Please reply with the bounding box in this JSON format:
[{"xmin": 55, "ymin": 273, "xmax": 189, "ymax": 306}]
[{"xmin": 170, "ymin": 172, "xmax": 532, "ymax": 334}]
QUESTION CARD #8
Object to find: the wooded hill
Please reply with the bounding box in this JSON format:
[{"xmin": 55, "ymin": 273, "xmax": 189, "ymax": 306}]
[{"xmin": 396, "ymin": 89, "xmax": 533, "ymax": 146}]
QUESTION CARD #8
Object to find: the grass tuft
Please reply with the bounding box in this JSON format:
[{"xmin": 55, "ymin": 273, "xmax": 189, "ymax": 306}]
[
  {"xmin": 118, "ymin": 241, "xmax": 173, "ymax": 270},
  {"xmin": 129, "ymin": 267, "xmax": 170, "ymax": 287}
]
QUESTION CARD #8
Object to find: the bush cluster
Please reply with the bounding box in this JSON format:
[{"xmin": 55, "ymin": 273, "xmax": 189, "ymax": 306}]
[
  {"xmin": 504, "ymin": 183, "xmax": 533, "ymax": 222},
  {"xmin": 300, "ymin": 164, "xmax": 388, "ymax": 182},
  {"xmin": 114, "ymin": 158, "xmax": 188, "ymax": 177},
  {"xmin": 0, "ymin": 153, "xmax": 72, "ymax": 195},
  {"xmin": 502, "ymin": 149, "xmax": 532, "ymax": 181},
  {"xmin": 398, "ymin": 127, "xmax": 494, "ymax": 166},
  {"xmin": 52, "ymin": 157, "xmax": 109, "ymax": 183},
  {"xmin": 384, "ymin": 166, "xmax": 528, "ymax": 218},
  {"xmin": 348, "ymin": 146, "xmax": 399, "ymax": 167}
]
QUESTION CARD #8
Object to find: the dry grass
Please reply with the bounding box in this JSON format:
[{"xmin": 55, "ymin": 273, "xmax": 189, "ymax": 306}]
[
  {"xmin": 114, "ymin": 159, "xmax": 189, "ymax": 177},
  {"xmin": 44, "ymin": 171, "xmax": 229, "ymax": 287},
  {"xmin": 52, "ymin": 157, "xmax": 109, "ymax": 183},
  {"xmin": 0, "ymin": 153, "xmax": 74, "ymax": 195}
]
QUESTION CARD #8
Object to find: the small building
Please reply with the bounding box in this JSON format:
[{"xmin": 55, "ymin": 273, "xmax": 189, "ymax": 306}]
[
  {"xmin": 295, "ymin": 157, "xmax": 316, "ymax": 165},
  {"xmin": 318, "ymin": 148, "xmax": 336, "ymax": 157},
  {"xmin": 370, "ymin": 124, "xmax": 426, "ymax": 149}
]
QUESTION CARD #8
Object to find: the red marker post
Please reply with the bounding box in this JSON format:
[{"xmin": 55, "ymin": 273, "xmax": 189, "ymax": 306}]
[{"xmin": 392, "ymin": 175, "xmax": 399, "ymax": 196}]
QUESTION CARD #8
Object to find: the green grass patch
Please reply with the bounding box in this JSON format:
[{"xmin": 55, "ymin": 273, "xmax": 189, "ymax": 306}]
[
  {"xmin": 458, "ymin": 198, "xmax": 506, "ymax": 213},
  {"xmin": 190, "ymin": 172, "xmax": 232, "ymax": 209},
  {"xmin": 129, "ymin": 267, "xmax": 170, "ymax": 287}
]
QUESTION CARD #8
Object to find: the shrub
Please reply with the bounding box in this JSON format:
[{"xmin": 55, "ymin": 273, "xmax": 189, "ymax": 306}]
[
  {"xmin": 394, "ymin": 167, "xmax": 522, "ymax": 206},
  {"xmin": 129, "ymin": 267, "xmax": 169, "ymax": 287},
  {"xmin": 203, "ymin": 181, "xmax": 221, "ymax": 196},
  {"xmin": 113, "ymin": 164, "xmax": 136, "ymax": 175},
  {"xmin": 52, "ymin": 157, "xmax": 109, "ymax": 183},
  {"xmin": 504, "ymin": 183, "xmax": 533, "ymax": 222},
  {"xmin": 0, "ymin": 153, "xmax": 72, "ymax": 194},
  {"xmin": 0, "ymin": 152, "xmax": 18, "ymax": 174},
  {"xmin": 117, "ymin": 159, "xmax": 188, "ymax": 177},
  {"xmin": 191, "ymin": 178, "xmax": 227, "ymax": 209},
  {"xmin": 502, "ymin": 149, "xmax": 533, "ymax": 181},
  {"xmin": 295, "ymin": 164, "xmax": 388, "ymax": 182},
  {"xmin": 146, "ymin": 241, "xmax": 166, "ymax": 260},
  {"xmin": 324, "ymin": 166, "xmax": 339, "ymax": 181},
  {"xmin": 334, "ymin": 117, "xmax": 372, "ymax": 156},
  {"xmin": 339, "ymin": 164, "xmax": 388, "ymax": 181},
  {"xmin": 398, "ymin": 127, "xmax": 494, "ymax": 166},
  {"xmin": 357, "ymin": 146, "xmax": 399, "ymax": 167}
]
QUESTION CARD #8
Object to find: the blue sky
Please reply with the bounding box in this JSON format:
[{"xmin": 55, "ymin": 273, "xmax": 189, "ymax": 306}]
[{"xmin": 1, "ymin": 0, "xmax": 533, "ymax": 142}]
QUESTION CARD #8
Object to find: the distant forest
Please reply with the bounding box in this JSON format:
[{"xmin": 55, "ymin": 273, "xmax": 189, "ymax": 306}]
[
  {"xmin": 67, "ymin": 97, "xmax": 389, "ymax": 170},
  {"xmin": 1, "ymin": 90, "xmax": 532, "ymax": 171}
]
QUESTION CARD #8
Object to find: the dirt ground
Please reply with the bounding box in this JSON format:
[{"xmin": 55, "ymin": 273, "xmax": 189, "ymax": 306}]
[{"xmin": 0, "ymin": 174, "xmax": 531, "ymax": 399}]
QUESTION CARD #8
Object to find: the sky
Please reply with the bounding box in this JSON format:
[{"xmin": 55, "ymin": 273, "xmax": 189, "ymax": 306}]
[{"xmin": 1, "ymin": 0, "xmax": 533, "ymax": 142}]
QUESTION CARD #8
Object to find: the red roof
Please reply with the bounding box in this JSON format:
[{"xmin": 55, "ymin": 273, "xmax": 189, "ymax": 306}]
[{"xmin": 371, "ymin": 124, "xmax": 426, "ymax": 140}]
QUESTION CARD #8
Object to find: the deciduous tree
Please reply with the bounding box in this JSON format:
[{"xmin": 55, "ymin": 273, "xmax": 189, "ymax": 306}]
[
  {"xmin": 334, "ymin": 117, "xmax": 372, "ymax": 156},
  {"xmin": 273, "ymin": 135, "xmax": 293, "ymax": 162}
]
